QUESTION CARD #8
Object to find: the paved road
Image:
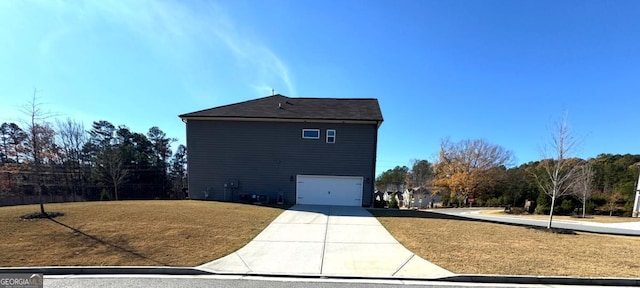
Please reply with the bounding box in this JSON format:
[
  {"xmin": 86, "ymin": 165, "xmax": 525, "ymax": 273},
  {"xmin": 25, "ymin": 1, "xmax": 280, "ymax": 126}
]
[
  {"xmin": 44, "ymin": 275, "xmax": 633, "ymax": 288},
  {"xmin": 429, "ymin": 209, "xmax": 640, "ymax": 236}
]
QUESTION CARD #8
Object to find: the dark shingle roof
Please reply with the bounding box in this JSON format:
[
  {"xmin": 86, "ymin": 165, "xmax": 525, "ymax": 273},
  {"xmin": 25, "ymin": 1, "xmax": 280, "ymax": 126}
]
[{"xmin": 179, "ymin": 94, "xmax": 383, "ymax": 122}]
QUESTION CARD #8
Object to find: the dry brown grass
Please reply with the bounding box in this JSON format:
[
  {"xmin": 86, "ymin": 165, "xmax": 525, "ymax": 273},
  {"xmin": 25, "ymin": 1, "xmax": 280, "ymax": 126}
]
[
  {"xmin": 482, "ymin": 209, "xmax": 640, "ymax": 223},
  {"xmin": 370, "ymin": 209, "xmax": 640, "ymax": 278},
  {"xmin": 0, "ymin": 200, "xmax": 286, "ymax": 267}
]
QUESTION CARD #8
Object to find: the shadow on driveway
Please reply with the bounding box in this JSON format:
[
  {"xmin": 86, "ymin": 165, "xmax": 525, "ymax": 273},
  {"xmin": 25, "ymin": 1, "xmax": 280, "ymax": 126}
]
[{"xmin": 286, "ymin": 204, "xmax": 372, "ymax": 216}]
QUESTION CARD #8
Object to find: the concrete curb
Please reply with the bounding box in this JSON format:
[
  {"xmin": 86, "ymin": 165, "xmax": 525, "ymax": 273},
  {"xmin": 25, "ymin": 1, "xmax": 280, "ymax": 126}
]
[
  {"xmin": 442, "ymin": 274, "xmax": 640, "ymax": 287},
  {"xmin": 1, "ymin": 267, "xmax": 639, "ymax": 286}
]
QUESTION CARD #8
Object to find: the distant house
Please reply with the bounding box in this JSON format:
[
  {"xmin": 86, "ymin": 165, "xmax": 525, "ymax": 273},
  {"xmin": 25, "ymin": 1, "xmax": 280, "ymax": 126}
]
[
  {"xmin": 402, "ymin": 187, "xmax": 442, "ymax": 209},
  {"xmin": 179, "ymin": 94, "xmax": 383, "ymax": 206}
]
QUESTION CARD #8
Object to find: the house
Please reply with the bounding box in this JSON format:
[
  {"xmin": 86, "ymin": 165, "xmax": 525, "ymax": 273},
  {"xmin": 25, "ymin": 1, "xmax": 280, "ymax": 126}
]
[
  {"xmin": 179, "ymin": 94, "xmax": 383, "ymax": 206},
  {"xmin": 402, "ymin": 187, "xmax": 442, "ymax": 209}
]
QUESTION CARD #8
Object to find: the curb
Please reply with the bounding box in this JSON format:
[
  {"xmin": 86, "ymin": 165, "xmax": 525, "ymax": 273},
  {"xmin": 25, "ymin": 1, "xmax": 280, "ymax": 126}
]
[
  {"xmin": 442, "ymin": 274, "xmax": 640, "ymax": 287},
  {"xmin": 1, "ymin": 267, "xmax": 639, "ymax": 286}
]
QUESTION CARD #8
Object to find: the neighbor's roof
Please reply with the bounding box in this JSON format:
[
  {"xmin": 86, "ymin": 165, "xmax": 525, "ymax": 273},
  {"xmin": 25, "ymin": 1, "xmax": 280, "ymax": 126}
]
[{"xmin": 179, "ymin": 94, "xmax": 383, "ymax": 122}]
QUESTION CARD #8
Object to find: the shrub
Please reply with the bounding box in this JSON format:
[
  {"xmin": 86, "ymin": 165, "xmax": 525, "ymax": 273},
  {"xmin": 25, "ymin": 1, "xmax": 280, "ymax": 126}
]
[
  {"xmin": 388, "ymin": 193, "xmax": 399, "ymax": 209},
  {"xmin": 590, "ymin": 195, "xmax": 607, "ymax": 207},
  {"xmin": 623, "ymin": 200, "xmax": 634, "ymax": 216},
  {"xmin": 498, "ymin": 195, "xmax": 510, "ymax": 206},
  {"xmin": 441, "ymin": 192, "xmax": 451, "ymax": 207},
  {"xmin": 505, "ymin": 207, "xmax": 525, "ymax": 214},
  {"xmin": 585, "ymin": 201, "xmax": 596, "ymax": 215},
  {"xmin": 559, "ymin": 199, "xmax": 576, "ymax": 215},
  {"xmin": 534, "ymin": 192, "xmax": 549, "ymax": 214},
  {"xmin": 100, "ymin": 189, "xmax": 111, "ymax": 201},
  {"xmin": 485, "ymin": 198, "xmax": 501, "ymax": 207}
]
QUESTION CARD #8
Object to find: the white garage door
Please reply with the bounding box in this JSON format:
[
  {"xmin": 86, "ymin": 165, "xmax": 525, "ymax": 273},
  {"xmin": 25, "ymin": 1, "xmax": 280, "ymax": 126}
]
[{"xmin": 296, "ymin": 175, "xmax": 363, "ymax": 206}]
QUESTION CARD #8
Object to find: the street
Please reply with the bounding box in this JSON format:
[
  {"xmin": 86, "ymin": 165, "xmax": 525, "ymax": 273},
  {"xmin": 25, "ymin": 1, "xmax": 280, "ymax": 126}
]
[{"xmin": 43, "ymin": 275, "xmax": 635, "ymax": 288}]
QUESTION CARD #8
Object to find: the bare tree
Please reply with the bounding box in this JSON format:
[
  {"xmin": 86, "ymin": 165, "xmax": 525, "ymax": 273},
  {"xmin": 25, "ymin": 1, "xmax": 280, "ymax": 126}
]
[
  {"xmin": 56, "ymin": 118, "xmax": 87, "ymax": 201},
  {"xmin": 600, "ymin": 183, "xmax": 621, "ymax": 216},
  {"xmin": 21, "ymin": 89, "xmax": 56, "ymax": 215},
  {"xmin": 535, "ymin": 114, "xmax": 581, "ymax": 229},
  {"xmin": 606, "ymin": 191, "xmax": 622, "ymax": 216},
  {"xmin": 571, "ymin": 163, "xmax": 594, "ymax": 218},
  {"xmin": 95, "ymin": 147, "xmax": 129, "ymax": 200}
]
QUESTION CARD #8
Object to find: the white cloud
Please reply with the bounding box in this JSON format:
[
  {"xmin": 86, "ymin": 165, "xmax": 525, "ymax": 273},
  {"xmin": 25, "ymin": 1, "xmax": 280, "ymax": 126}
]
[
  {"xmin": 15, "ymin": 0, "xmax": 296, "ymax": 97},
  {"xmin": 260, "ymin": 47, "xmax": 296, "ymax": 96},
  {"xmin": 91, "ymin": 0, "xmax": 297, "ymax": 96},
  {"xmin": 202, "ymin": 5, "xmax": 296, "ymax": 96}
]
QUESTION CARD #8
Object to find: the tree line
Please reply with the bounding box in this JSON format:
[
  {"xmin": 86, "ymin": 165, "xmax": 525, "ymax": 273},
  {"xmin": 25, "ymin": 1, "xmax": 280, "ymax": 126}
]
[
  {"xmin": 0, "ymin": 117, "xmax": 187, "ymax": 205},
  {"xmin": 377, "ymin": 139, "xmax": 640, "ymax": 217}
]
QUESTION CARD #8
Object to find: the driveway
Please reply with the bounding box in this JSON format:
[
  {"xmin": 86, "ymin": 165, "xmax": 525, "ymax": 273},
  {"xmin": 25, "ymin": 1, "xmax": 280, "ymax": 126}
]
[{"xmin": 198, "ymin": 205, "xmax": 453, "ymax": 278}]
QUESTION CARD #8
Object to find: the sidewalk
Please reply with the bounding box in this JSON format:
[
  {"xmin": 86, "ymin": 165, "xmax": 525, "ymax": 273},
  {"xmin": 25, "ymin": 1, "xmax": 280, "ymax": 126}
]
[{"xmin": 198, "ymin": 205, "xmax": 453, "ymax": 278}]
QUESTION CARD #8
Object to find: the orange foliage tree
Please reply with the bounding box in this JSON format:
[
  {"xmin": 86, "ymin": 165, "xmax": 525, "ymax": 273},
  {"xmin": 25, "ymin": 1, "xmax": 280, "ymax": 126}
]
[{"xmin": 433, "ymin": 138, "xmax": 513, "ymax": 205}]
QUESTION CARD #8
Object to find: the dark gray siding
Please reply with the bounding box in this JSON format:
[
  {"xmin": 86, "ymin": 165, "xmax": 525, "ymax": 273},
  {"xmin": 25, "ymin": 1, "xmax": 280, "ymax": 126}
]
[{"xmin": 186, "ymin": 120, "xmax": 378, "ymax": 206}]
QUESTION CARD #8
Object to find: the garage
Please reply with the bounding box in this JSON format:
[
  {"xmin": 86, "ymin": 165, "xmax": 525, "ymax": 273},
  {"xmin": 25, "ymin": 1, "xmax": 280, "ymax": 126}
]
[{"xmin": 296, "ymin": 175, "xmax": 363, "ymax": 206}]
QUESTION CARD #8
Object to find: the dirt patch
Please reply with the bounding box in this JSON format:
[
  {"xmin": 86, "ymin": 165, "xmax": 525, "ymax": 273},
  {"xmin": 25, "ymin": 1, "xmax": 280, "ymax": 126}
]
[
  {"xmin": 527, "ymin": 226, "xmax": 576, "ymax": 235},
  {"xmin": 20, "ymin": 211, "xmax": 65, "ymax": 220}
]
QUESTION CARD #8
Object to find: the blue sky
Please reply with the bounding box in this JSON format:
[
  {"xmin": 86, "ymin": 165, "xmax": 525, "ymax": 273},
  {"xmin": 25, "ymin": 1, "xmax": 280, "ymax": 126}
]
[{"xmin": 1, "ymin": 0, "xmax": 639, "ymax": 175}]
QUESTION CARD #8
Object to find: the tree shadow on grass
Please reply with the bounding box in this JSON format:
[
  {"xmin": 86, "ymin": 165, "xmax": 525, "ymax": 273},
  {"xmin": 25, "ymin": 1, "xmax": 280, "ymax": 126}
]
[
  {"xmin": 369, "ymin": 209, "xmax": 490, "ymax": 221},
  {"xmin": 367, "ymin": 209, "xmax": 577, "ymax": 234},
  {"xmin": 47, "ymin": 217, "xmax": 170, "ymax": 266}
]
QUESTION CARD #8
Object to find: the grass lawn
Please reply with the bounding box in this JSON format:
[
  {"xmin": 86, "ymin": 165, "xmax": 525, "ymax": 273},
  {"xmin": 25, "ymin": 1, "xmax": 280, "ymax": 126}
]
[
  {"xmin": 481, "ymin": 209, "xmax": 640, "ymax": 223},
  {"xmin": 370, "ymin": 209, "xmax": 640, "ymax": 278},
  {"xmin": 0, "ymin": 200, "xmax": 287, "ymax": 267}
]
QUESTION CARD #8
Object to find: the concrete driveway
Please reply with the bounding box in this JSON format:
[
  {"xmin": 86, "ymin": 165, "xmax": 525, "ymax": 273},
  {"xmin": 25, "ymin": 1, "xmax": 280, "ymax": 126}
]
[{"xmin": 198, "ymin": 205, "xmax": 453, "ymax": 278}]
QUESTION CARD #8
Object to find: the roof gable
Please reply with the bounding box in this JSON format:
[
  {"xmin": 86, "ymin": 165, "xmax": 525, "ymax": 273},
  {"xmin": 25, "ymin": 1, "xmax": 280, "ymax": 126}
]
[{"xmin": 179, "ymin": 94, "xmax": 383, "ymax": 122}]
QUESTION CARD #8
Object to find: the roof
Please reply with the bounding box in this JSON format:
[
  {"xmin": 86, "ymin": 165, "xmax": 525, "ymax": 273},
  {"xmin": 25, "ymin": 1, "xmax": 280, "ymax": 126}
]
[{"xmin": 179, "ymin": 94, "xmax": 383, "ymax": 122}]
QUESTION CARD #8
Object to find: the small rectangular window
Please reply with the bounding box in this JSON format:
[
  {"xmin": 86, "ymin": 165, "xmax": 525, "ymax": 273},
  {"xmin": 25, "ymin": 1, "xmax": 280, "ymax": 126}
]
[
  {"xmin": 326, "ymin": 129, "xmax": 336, "ymax": 143},
  {"xmin": 302, "ymin": 129, "xmax": 320, "ymax": 139}
]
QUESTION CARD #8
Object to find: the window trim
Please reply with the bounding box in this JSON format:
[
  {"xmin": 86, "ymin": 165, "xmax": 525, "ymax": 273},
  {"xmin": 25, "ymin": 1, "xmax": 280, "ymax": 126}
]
[
  {"xmin": 302, "ymin": 129, "xmax": 320, "ymax": 139},
  {"xmin": 326, "ymin": 129, "xmax": 336, "ymax": 143}
]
